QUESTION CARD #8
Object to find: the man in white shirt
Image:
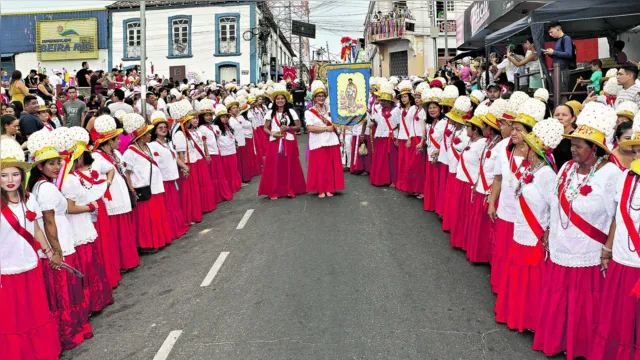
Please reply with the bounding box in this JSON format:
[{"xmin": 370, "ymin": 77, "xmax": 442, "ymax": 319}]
[
  {"xmin": 48, "ymin": 69, "xmax": 63, "ymax": 95},
  {"xmin": 614, "ymin": 65, "xmax": 640, "ymax": 108},
  {"xmin": 136, "ymin": 93, "xmax": 156, "ymax": 122},
  {"xmin": 108, "ymin": 89, "xmax": 134, "ymax": 115}
]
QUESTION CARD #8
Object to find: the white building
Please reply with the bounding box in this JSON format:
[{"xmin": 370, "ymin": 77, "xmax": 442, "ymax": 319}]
[
  {"xmin": 108, "ymin": 0, "xmax": 294, "ymax": 83},
  {"xmin": 364, "ymin": 0, "xmax": 470, "ymax": 77}
]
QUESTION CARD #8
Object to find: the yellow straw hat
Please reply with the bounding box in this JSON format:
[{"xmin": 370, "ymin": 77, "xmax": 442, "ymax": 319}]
[
  {"xmin": 1, "ymin": 138, "xmax": 31, "ymax": 171},
  {"xmin": 522, "ymin": 118, "xmax": 564, "ymax": 166},
  {"xmin": 27, "ymin": 129, "xmax": 61, "ymax": 166},
  {"xmin": 483, "ymin": 98, "xmax": 507, "ymax": 131},
  {"xmin": 563, "ymin": 102, "xmax": 617, "ymax": 154},
  {"xmin": 93, "ymin": 115, "xmax": 124, "ymax": 149},
  {"xmin": 123, "ymin": 113, "xmax": 154, "ymax": 143},
  {"xmin": 513, "ymin": 98, "xmax": 546, "ymax": 129},
  {"xmin": 619, "ymin": 113, "xmax": 640, "ymax": 147},
  {"xmin": 445, "ymin": 96, "xmax": 473, "ymax": 125}
]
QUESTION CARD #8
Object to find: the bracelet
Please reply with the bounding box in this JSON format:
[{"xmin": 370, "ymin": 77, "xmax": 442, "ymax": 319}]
[
  {"xmin": 88, "ymin": 203, "xmax": 96, "ymax": 212},
  {"xmin": 288, "ymin": 126, "xmax": 294, "ymax": 133},
  {"xmin": 602, "ymin": 246, "xmax": 613, "ymax": 253}
]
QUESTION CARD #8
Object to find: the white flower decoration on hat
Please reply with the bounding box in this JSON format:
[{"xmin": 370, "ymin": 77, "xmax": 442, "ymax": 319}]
[
  {"xmin": 576, "ymin": 101, "xmax": 617, "ymax": 137},
  {"xmin": 94, "ymin": 115, "xmax": 117, "ymax": 134},
  {"xmin": 113, "ymin": 110, "xmax": 127, "ymax": 121},
  {"xmin": 123, "ymin": 113, "xmax": 146, "ymax": 135},
  {"xmin": 615, "ymin": 101, "xmax": 638, "ymax": 119},
  {"xmin": 224, "ymin": 95, "xmax": 240, "ymax": 109},
  {"xmin": 396, "ymin": 79, "xmax": 413, "ymax": 95},
  {"xmin": 603, "ymin": 77, "xmax": 623, "ymax": 96},
  {"xmin": 52, "ymin": 127, "xmax": 76, "ymax": 153},
  {"xmin": 487, "ymin": 98, "xmax": 508, "ymax": 119},
  {"xmin": 453, "ymin": 96, "xmax": 472, "ymax": 113},
  {"xmin": 442, "ymin": 85, "xmax": 459, "ymax": 100},
  {"xmin": 369, "ymin": 77, "xmax": 378, "ymax": 86},
  {"xmin": 27, "ymin": 129, "xmax": 58, "ymax": 163},
  {"xmin": 469, "ymin": 89, "xmax": 486, "ymax": 105},
  {"xmin": 388, "ymin": 76, "xmax": 399, "ymax": 86},
  {"xmin": 605, "ymin": 68, "xmax": 618, "ymax": 78},
  {"xmin": 169, "ymin": 99, "xmax": 194, "ymax": 120},
  {"xmin": 1, "ymin": 138, "xmax": 26, "ymax": 164},
  {"xmin": 236, "ymin": 89, "xmax": 249, "ymax": 98},
  {"xmin": 519, "ymin": 98, "xmax": 546, "ymax": 121},
  {"xmin": 533, "ymin": 118, "xmax": 564, "ymax": 149},
  {"xmin": 534, "ymin": 88, "xmax": 549, "ymax": 103},
  {"xmin": 429, "ymin": 87, "xmax": 444, "ymax": 103},
  {"xmin": 215, "ymin": 104, "xmax": 228, "ymax": 117},
  {"xmin": 150, "ymin": 110, "xmax": 167, "ymax": 123},
  {"xmin": 378, "ymin": 81, "xmax": 396, "ymax": 101},
  {"xmin": 170, "ymin": 88, "xmax": 182, "ymax": 100},
  {"xmin": 196, "ymin": 98, "xmax": 216, "ymax": 113},
  {"xmin": 474, "ymin": 102, "xmax": 490, "ymax": 117},
  {"xmin": 415, "ymin": 82, "xmax": 430, "ymax": 96},
  {"xmin": 504, "ymin": 91, "xmax": 530, "ymax": 119},
  {"xmin": 311, "ymin": 80, "xmax": 327, "ymax": 97},
  {"xmin": 69, "ymin": 126, "xmax": 89, "ymax": 145},
  {"xmin": 237, "ymin": 94, "xmax": 248, "ymax": 110}
]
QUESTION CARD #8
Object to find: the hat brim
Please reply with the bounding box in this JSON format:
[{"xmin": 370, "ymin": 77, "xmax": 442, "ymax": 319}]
[
  {"xmin": 271, "ymin": 91, "xmax": 290, "ymax": 101},
  {"xmin": 1, "ymin": 160, "xmax": 32, "ymax": 172},
  {"xmin": 445, "ymin": 111, "xmax": 466, "ymax": 125},
  {"xmin": 562, "ymin": 133, "xmax": 611, "ymax": 154},
  {"xmin": 94, "ymin": 128, "xmax": 124, "ymax": 149},
  {"xmin": 481, "ymin": 115, "xmax": 501, "ymax": 131},
  {"xmin": 33, "ymin": 153, "xmax": 63, "ymax": 167},
  {"xmin": 132, "ymin": 125, "xmax": 155, "ymax": 142},
  {"xmin": 619, "ymin": 139, "xmax": 640, "ymax": 147}
]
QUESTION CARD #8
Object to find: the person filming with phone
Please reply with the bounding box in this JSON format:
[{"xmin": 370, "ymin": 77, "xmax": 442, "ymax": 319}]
[{"xmin": 544, "ymin": 21, "xmax": 573, "ymax": 102}]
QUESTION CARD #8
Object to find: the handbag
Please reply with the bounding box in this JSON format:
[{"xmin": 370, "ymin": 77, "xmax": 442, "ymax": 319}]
[
  {"xmin": 133, "ymin": 148, "xmax": 153, "ymax": 202},
  {"xmin": 358, "ymin": 141, "xmax": 368, "ymax": 156}
]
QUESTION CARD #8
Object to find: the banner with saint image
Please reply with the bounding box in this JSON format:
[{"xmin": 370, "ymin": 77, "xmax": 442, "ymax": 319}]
[{"xmin": 326, "ymin": 63, "xmax": 370, "ymax": 126}]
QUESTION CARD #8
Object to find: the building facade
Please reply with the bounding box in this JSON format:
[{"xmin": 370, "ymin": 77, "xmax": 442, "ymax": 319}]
[{"xmin": 363, "ymin": 0, "xmax": 470, "ymax": 78}]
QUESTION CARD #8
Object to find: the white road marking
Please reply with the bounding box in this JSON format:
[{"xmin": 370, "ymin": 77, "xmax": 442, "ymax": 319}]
[
  {"xmin": 153, "ymin": 330, "xmax": 183, "ymax": 360},
  {"xmin": 200, "ymin": 252, "xmax": 230, "ymax": 287},
  {"xmin": 236, "ymin": 209, "xmax": 254, "ymax": 229},
  {"xmin": 200, "ymin": 228, "xmax": 211, "ymax": 234}
]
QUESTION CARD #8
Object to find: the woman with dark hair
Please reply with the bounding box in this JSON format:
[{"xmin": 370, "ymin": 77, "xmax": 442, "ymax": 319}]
[
  {"xmin": 10, "ymin": 100, "xmax": 23, "ymax": 118},
  {"xmin": 609, "ymin": 120, "xmax": 634, "ymax": 169},
  {"xmin": 395, "ymin": 80, "xmax": 426, "ymax": 198},
  {"xmin": 196, "ymin": 102, "xmax": 233, "ymax": 203},
  {"xmin": 419, "ymin": 88, "xmax": 446, "ymax": 211},
  {"xmin": 453, "ymin": 80, "xmax": 467, "ymax": 97},
  {"xmin": 37, "ymin": 74, "xmax": 54, "ymax": 103},
  {"xmin": 370, "ymin": 81, "xmax": 400, "ymax": 187},
  {"xmin": 49, "ymin": 103, "xmax": 63, "ymax": 129},
  {"xmin": 225, "ymin": 95, "xmax": 253, "ymax": 184},
  {"xmin": 533, "ymin": 102, "xmax": 621, "ymax": 359},
  {"xmin": 0, "ymin": 138, "xmax": 62, "ymax": 360},
  {"xmin": 239, "ymin": 97, "xmax": 262, "ymax": 178},
  {"xmin": 9, "ymin": 70, "xmax": 29, "ymax": 104},
  {"xmin": 258, "ymin": 84, "xmax": 306, "ymax": 199},
  {"xmin": 26, "ymin": 129, "xmax": 93, "ymax": 350},
  {"xmin": 212, "ymin": 104, "xmax": 242, "ymax": 194},
  {"xmin": 553, "ymin": 102, "xmax": 581, "ymax": 170},
  {"xmin": 1, "ymin": 114, "xmax": 19, "ymax": 141},
  {"xmin": 93, "ymin": 114, "xmax": 140, "ymax": 286},
  {"xmin": 149, "ymin": 111, "xmax": 190, "ymax": 240}
]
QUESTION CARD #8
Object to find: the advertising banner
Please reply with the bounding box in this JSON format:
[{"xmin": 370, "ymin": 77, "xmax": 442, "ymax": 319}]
[
  {"xmin": 36, "ymin": 18, "xmax": 98, "ymax": 61},
  {"xmin": 326, "ymin": 63, "xmax": 370, "ymax": 126}
]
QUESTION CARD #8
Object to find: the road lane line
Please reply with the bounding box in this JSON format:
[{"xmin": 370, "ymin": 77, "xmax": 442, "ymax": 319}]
[
  {"xmin": 200, "ymin": 252, "xmax": 230, "ymax": 287},
  {"xmin": 236, "ymin": 209, "xmax": 254, "ymax": 229},
  {"xmin": 153, "ymin": 330, "xmax": 183, "ymax": 360}
]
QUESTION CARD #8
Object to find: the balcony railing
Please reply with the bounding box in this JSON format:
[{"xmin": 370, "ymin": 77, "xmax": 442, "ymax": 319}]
[
  {"xmin": 437, "ymin": 19, "xmax": 456, "ymax": 34},
  {"xmin": 368, "ymin": 16, "xmax": 415, "ymax": 43}
]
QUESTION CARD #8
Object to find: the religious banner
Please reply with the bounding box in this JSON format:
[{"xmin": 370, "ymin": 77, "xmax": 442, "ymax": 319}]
[{"xmin": 326, "ymin": 63, "xmax": 370, "ymax": 126}]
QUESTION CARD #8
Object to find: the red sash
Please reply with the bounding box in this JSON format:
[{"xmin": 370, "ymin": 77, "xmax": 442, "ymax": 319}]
[
  {"xmin": 479, "ymin": 164, "xmax": 490, "ymax": 192},
  {"xmin": 128, "ymin": 146, "xmax": 158, "ymax": 166},
  {"xmin": 1, "ymin": 201, "xmax": 39, "ymax": 252},
  {"xmin": 450, "ymin": 137, "xmax": 461, "ymax": 161},
  {"xmin": 557, "ymin": 161, "xmax": 608, "ymax": 245},
  {"xmin": 429, "ymin": 130, "xmax": 441, "ymax": 150},
  {"xmin": 308, "ymin": 108, "xmax": 338, "ymax": 136},
  {"xmin": 74, "ymin": 170, "xmax": 112, "ymax": 201},
  {"xmin": 518, "ymin": 195, "xmax": 547, "ymax": 263},
  {"xmin": 96, "ymin": 150, "xmax": 117, "ymax": 168},
  {"xmin": 610, "ymin": 153, "xmax": 626, "ymax": 170},
  {"xmin": 443, "ymin": 120, "xmax": 451, "ymax": 152},
  {"xmin": 509, "ymin": 152, "xmax": 524, "ymax": 180},
  {"xmin": 185, "ymin": 130, "xmax": 206, "ymax": 158},
  {"xmin": 381, "ymin": 110, "xmax": 395, "ymax": 152},
  {"xmin": 620, "ymin": 173, "xmax": 640, "ymax": 297},
  {"xmin": 459, "ymin": 151, "xmax": 473, "ymax": 183},
  {"xmin": 400, "ymin": 109, "xmax": 411, "ymax": 140}
]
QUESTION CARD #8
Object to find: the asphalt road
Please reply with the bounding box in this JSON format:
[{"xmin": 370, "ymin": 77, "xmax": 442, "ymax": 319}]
[{"xmin": 62, "ymin": 135, "xmax": 551, "ymax": 360}]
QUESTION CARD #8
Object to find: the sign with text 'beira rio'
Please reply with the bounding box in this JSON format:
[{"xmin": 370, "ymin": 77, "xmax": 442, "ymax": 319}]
[{"xmin": 36, "ymin": 18, "xmax": 99, "ymax": 61}]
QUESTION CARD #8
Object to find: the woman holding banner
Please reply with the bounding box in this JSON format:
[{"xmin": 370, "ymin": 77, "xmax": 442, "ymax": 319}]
[{"xmin": 305, "ymin": 80, "xmax": 344, "ymax": 198}]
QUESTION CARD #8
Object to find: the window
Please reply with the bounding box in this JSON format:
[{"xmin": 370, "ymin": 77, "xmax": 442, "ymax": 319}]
[
  {"xmin": 124, "ymin": 19, "xmax": 141, "ymax": 59},
  {"xmin": 216, "ymin": 14, "xmax": 239, "ymax": 55},
  {"xmin": 168, "ymin": 16, "xmax": 192, "ymax": 58},
  {"xmin": 447, "ymin": 1, "xmax": 455, "ymax": 12}
]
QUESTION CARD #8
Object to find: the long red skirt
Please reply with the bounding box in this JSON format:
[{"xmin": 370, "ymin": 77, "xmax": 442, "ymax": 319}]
[
  {"xmin": 307, "ymin": 145, "xmax": 345, "ymax": 194},
  {"xmin": 465, "ymin": 191, "xmax": 493, "ymax": 263},
  {"xmin": 0, "ymin": 268, "xmax": 61, "ymax": 360},
  {"xmin": 495, "ymin": 240, "xmax": 546, "ymax": 332},
  {"xmin": 370, "ymin": 137, "xmax": 398, "ymax": 186},
  {"xmin": 108, "ymin": 212, "xmax": 140, "ymax": 271},
  {"xmin": 441, "ymin": 174, "xmax": 459, "ymax": 232},
  {"xmin": 396, "ymin": 138, "xmax": 426, "ymax": 194},
  {"xmin": 590, "ymin": 260, "xmax": 640, "ymax": 359},
  {"xmin": 447, "ymin": 179, "xmax": 472, "ymax": 246},
  {"xmin": 75, "ymin": 242, "xmax": 114, "ymax": 314},
  {"xmin": 94, "ymin": 201, "xmax": 122, "ymax": 289},
  {"xmin": 435, "ymin": 162, "xmax": 449, "ymax": 216},
  {"xmin": 221, "ymin": 153, "xmax": 242, "ymax": 193},
  {"xmin": 195, "ymin": 159, "xmax": 217, "ymax": 213},
  {"xmin": 163, "ymin": 181, "xmax": 190, "ymax": 240},
  {"xmin": 490, "ymin": 218, "xmax": 514, "ymax": 294},
  {"xmin": 41, "ymin": 252, "xmax": 93, "ymax": 350},
  {"xmin": 258, "ymin": 139, "xmax": 307, "ymax": 198},
  {"xmin": 133, "ymin": 194, "xmax": 173, "ymax": 249},
  {"xmin": 246, "ymin": 138, "xmax": 263, "ymax": 177},
  {"xmin": 254, "ymin": 127, "xmax": 269, "ymax": 159},
  {"xmin": 236, "ymin": 145, "xmax": 254, "ymax": 182},
  {"xmin": 209, "ymin": 155, "xmax": 233, "ymax": 202},
  {"xmin": 423, "ymin": 160, "xmax": 440, "ymax": 212},
  {"xmin": 178, "ymin": 162, "xmax": 203, "ymax": 224},
  {"xmin": 350, "ymin": 135, "xmax": 372, "ymax": 174},
  {"xmin": 533, "ymin": 261, "xmax": 603, "ymax": 359}
]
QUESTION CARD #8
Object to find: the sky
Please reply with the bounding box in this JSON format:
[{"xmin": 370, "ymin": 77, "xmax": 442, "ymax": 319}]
[{"xmin": 0, "ymin": 0, "xmax": 369, "ymax": 62}]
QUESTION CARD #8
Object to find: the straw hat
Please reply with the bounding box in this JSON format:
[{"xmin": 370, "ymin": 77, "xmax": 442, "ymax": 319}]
[
  {"xmin": 1, "ymin": 138, "xmax": 31, "ymax": 171},
  {"xmin": 469, "ymin": 89, "xmax": 486, "ymax": 105},
  {"xmin": 224, "ymin": 95, "xmax": 240, "ymax": 110},
  {"xmin": 620, "ymin": 113, "xmax": 640, "ymax": 147},
  {"xmin": 564, "ymin": 100, "xmax": 584, "ymax": 117},
  {"xmin": 113, "ymin": 110, "xmax": 127, "ymax": 122},
  {"xmin": 388, "ymin": 76, "xmax": 399, "ymax": 87},
  {"xmin": 123, "ymin": 113, "xmax": 154, "ymax": 142},
  {"xmin": 523, "ymin": 118, "xmax": 564, "ymax": 166},
  {"xmin": 446, "ymin": 96, "xmax": 473, "ymax": 125},
  {"xmin": 369, "ymin": 77, "xmax": 379, "ymax": 91},
  {"xmin": 151, "ymin": 111, "xmax": 169, "ymax": 127},
  {"xmin": 264, "ymin": 86, "xmax": 274, "ymax": 101},
  {"xmin": 377, "ymin": 81, "xmax": 396, "ymax": 102},
  {"xmin": 468, "ymin": 102, "xmax": 490, "ymax": 128},
  {"xmin": 311, "ymin": 80, "xmax": 327, "ymax": 98},
  {"xmin": 52, "ymin": 127, "xmax": 77, "ymax": 160},
  {"xmin": 514, "ymin": 98, "xmax": 546, "ymax": 129},
  {"xmin": 602, "ymin": 77, "xmax": 622, "ymax": 96},
  {"xmin": 534, "ymin": 88, "xmax": 549, "ymax": 103},
  {"xmin": 396, "ymin": 79, "xmax": 413, "ymax": 96},
  {"xmin": 27, "ymin": 129, "xmax": 61, "ymax": 166},
  {"xmin": 237, "ymin": 94, "xmax": 249, "ymax": 113},
  {"xmin": 602, "ymin": 68, "xmax": 618, "ymax": 82},
  {"xmin": 616, "ymin": 101, "xmax": 638, "ymax": 120},
  {"xmin": 414, "ymin": 82, "xmax": 430, "ymax": 97},
  {"xmin": 270, "ymin": 83, "xmax": 290, "ymax": 102},
  {"xmin": 169, "ymin": 99, "xmax": 195, "ymax": 123},
  {"xmin": 440, "ymin": 85, "xmax": 459, "ymax": 107},
  {"xmin": 94, "ymin": 115, "xmax": 123, "ymax": 148},
  {"xmin": 502, "ymin": 91, "xmax": 529, "ymax": 121},
  {"xmin": 170, "ymin": 88, "xmax": 182, "ymax": 100},
  {"xmin": 427, "ymin": 87, "xmax": 443, "ymax": 104},
  {"xmin": 196, "ymin": 98, "xmax": 216, "ymax": 114},
  {"xmin": 68, "ymin": 126, "xmax": 90, "ymax": 160},
  {"xmin": 37, "ymin": 96, "xmax": 48, "ymax": 112},
  {"xmin": 236, "ymin": 89, "xmax": 249, "ymax": 99},
  {"xmin": 483, "ymin": 98, "xmax": 507, "ymax": 131},
  {"xmin": 214, "ymin": 104, "xmax": 229, "ymax": 119},
  {"xmin": 563, "ymin": 102, "xmax": 617, "ymax": 154}
]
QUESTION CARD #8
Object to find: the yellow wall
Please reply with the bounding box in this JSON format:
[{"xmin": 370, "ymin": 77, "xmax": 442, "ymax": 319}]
[{"xmin": 375, "ymin": 40, "xmax": 426, "ymax": 77}]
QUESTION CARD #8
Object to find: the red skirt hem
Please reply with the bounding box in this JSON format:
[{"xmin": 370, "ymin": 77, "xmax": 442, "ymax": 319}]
[
  {"xmin": 434, "ymin": 162, "xmax": 449, "ymax": 216},
  {"xmin": 258, "ymin": 139, "xmax": 307, "ymax": 198},
  {"xmin": 94, "ymin": 201, "xmax": 122, "ymax": 289},
  {"xmin": 465, "ymin": 191, "xmax": 492, "ymax": 263},
  {"xmin": 108, "ymin": 212, "xmax": 140, "ymax": 270},
  {"xmin": 350, "ymin": 135, "xmax": 372, "ymax": 173},
  {"xmin": 209, "ymin": 154, "xmax": 233, "ymax": 201},
  {"xmin": 396, "ymin": 138, "xmax": 426, "ymax": 194},
  {"xmin": 163, "ymin": 181, "xmax": 190, "ymax": 239},
  {"xmin": 307, "ymin": 145, "xmax": 345, "ymax": 194},
  {"xmin": 490, "ymin": 218, "xmax": 514, "ymax": 294},
  {"xmin": 75, "ymin": 242, "xmax": 114, "ymax": 314},
  {"xmin": 423, "ymin": 161, "xmax": 440, "ymax": 212},
  {"xmin": 448, "ymin": 179, "xmax": 473, "ymax": 247},
  {"xmin": 369, "ymin": 137, "xmax": 398, "ymax": 186},
  {"xmin": 196, "ymin": 159, "xmax": 217, "ymax": 213},
  {"xmin": 221, "ymin": 153, "xmax": 242, "ymax": 193},
  {"xmin": 133, "ymin": 194, "xmax": 173, "ymax": 249},
  {"xmin": 178, "ymin": 162, "xmax": 203, "ymax": 224}
]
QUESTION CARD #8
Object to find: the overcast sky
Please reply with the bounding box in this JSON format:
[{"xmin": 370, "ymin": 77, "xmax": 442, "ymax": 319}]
[{"xmin": 1, "ymin": 0, "xmax": 368, "ymax": 62}]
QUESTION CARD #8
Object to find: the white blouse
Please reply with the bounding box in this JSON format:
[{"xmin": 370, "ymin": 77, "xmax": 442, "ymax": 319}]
[
  {"xmin": 613, "ymin": 170, "xmax": 640, "ymax": 268},
  {"xmin": 33, "ymin": 180, "xmax": 76, "ymax": 258},
  {"xmin": 306, "ymin": 108, "xmax": 340, "ymax": 150},
  {"xmin": 475, "ymin": 137, "xmax": 502, "ymax": 195},
  {"xmin": 247, "ymin": 108, "xmax": 265, "ymax": 129},
  {"xmin": 198, "ymin": 124, "xmax": 220, "ymax": 156},
  {"xmin": 92, "ymin": 150, "xmax": 132, "ymax": 215},
  {"xmin": 373, "ymin": 107, "xmax": 400, "ymax": 138},
  {"xmin": 265, "ymin": 109, "xmax": 299, "ymax": 141},
  {"xmin": 493, "ymin": 138, "xmax": 523, "ymax": 223},
  {"xmin": 123, "ymin": 146, "xmax": 165, "ymax": 195},
  {"xmin": 173, "ymin": 130, "xmax": 203, "ymax": 164},
  {"xmin": 238, "ymin": 114, "xmax": 253, "ymax": 139},
  {"xmin": 214, "ymin": 124, "xmax": 237, "ymax": 156},
  {"xmin": 435, "ymin": 119, "xmax": 453, "ymax": 164},
  {"xmin": 447, "ymin": 127, "xmax": 469, "ymax": 173},
  {"xmin": 549, "ymin": 162, "xmax": 621, "ymax": 267},
  {"xmin": 397, "ymin": 106, "xmax": 425, "ymax": 140},
  {"xmin": 0, "ymin": 196, "xmax": 42, "ymax": 274},
  {"xmin": 61, "ymin": 172, "xmax": 103, "ymax": 246},
  {"xmin": 148, "ymin": 141, "xmax": 180, "ymax": 181},
  {"xmin": 455, "ymin": 137, "xmax": 487, "ymax": 184},
  {"xmin": 514, "ymin": 166, "xmax": 556, "ymax": 247}
]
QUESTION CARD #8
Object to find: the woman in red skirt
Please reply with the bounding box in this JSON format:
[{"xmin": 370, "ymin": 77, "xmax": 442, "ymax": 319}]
[
  {"xmin": 196, "ymin": 101, "xmax": 234, "ymax": 202},
  {"xmin": 60, "ymin": 127, "xmax": 114, "ymax": 314},
  {"xmin": 305, "ymin": 80, "xmax": 344, "ymax": 197},
  {"xmin": 494, "ymin": 118, "xmax": 563, "ymax": 332},
  {"xmin": 171, "ymin": 99, "xmax": 204, "ymax": 224},
  {"xmin": 93, "ymin": 115, "xmax": 140, "ymax": 282},
  {"xmin": 533, "ymin": 102, "xmax": 621, "ymax": 359},
  {"xmin": 122, "ymin": 113, "xmax": 173, "ymax": 251},
  {"xmin": 395, "ymin": 79, "xmax": 427, "ymax": 198},
  {"xmin": 0, "ymin": 138, "xmax": 62, "ymax": 360},
  {"xmin": 149, "ymin": 111, "xmax": 191, "ymax": 240},
  {"xmin": 591, "ymin": 127, "xmax": 640, "ymax": 359},
  {"xmin": 369, "ymin": 80, "xmax": 400, "ymax": 187},
  {"xmin": 258, "ymin": 83, "xmax": 307, "ymax": 199},
  {"xmin": 247, "ymin": 91, "xmax": 267, "ymax": 168},
  {"xmin": 27, "ymin": 129, "xmax": 93, "ymax": 350},
  {"xmin": 438, "ymin": 84, "xmax": 460, "ymax": 223},
  {"xmin": 419, "ymin": 88, "xmax": 445, "ymax": 212},
  {"xmin": 238, "ymin": 95, "xmax": 262, "ymax": 178},
  {"xmin": 226, "ymin": 95, "xmax": 253, "ymax": 184},
  {"xmin": 213, "ymin": 104, "xmax": 243, "ymax": 193}
]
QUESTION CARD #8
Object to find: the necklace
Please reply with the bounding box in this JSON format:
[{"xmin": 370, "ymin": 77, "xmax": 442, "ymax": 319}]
[
  {"xmin": 515, "ymin": 161, "xmax": 546, "ymax": 198},
  {"xmin": 557, "ymin": 157, "xmax": 604, "ymax": 229}
]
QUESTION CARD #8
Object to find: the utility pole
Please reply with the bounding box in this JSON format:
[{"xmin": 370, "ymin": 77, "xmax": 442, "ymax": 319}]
[
  {"xmin": 140, "ymin": 0, "xmax": 147, "ymax": 120},
  {"xmin": 443, "ymin": 0, "xmax": 449, "ymax": 65},
  {"xmin": 274, "ymin": 26, "xmax": 279, "ymax": 82}
]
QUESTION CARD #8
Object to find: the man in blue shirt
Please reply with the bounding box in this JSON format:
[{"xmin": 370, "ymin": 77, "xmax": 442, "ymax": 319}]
[{"xmin": 544, "ymin": 21, "xmax": 573, "ymax": 102}]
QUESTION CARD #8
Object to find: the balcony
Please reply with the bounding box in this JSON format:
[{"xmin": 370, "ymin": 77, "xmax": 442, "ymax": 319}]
[
  {"xmin": 367, "ymin": 16, "xmax": 415, "ymax": 44},
  {"xmin": 436, "ymin": 19, "xmax": 456, "ymax": 34}
]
